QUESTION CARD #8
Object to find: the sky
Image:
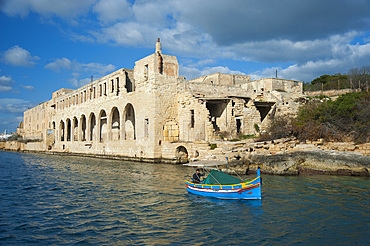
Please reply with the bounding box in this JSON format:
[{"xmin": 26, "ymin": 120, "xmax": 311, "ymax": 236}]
[{"xmin": 0, "ymin": 0, "xmax": 369, "ymax": 133}]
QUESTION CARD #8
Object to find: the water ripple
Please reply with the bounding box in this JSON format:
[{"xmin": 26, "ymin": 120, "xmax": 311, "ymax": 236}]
[{"xmin": 0, "ymin": 151, "xmax": 369, "ymax": 245}]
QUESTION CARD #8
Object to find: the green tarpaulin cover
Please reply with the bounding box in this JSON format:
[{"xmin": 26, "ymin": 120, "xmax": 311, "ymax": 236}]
[{"xmin": 203, "ymin": 170, "xmax": 242, "ymax": 185}]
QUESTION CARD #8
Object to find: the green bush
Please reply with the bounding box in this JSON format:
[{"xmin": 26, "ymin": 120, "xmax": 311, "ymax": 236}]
[
  {"xmin": 260, "ymin": 92, "xmax": 370, "ymax": 143},
  {"xmin": 210, "ymin": 144, "xmax": 217, "ymax": 149}
]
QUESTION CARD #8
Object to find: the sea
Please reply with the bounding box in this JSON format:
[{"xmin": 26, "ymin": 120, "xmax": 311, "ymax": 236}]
[{"xmin": 0, "ymin": 151, "xmax": 369, "ymax": 245}]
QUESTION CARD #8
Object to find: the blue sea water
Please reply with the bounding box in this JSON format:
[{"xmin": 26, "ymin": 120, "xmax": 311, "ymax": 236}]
[{"xmin": 0, "ymin": 151, "xmax": 369, "ymax": 245}]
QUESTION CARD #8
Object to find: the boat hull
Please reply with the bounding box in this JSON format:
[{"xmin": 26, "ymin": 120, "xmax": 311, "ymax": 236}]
[{"xmin": 185, "ymin": 170, "xmax": 262, "ymax": 200}]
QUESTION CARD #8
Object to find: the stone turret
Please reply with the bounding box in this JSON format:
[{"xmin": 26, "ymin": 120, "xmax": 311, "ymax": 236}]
[
  {"xmin": 134, "ymin": 38, "xmax": 179, "ymax": 87},
  {"xmin": 156, "ymin": 38, "xmax": 161, "ymax": 54}
]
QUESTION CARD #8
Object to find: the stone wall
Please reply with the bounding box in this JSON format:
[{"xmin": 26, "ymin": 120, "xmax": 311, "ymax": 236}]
[
  {"xmin": 304, "ymin": 88, "xmax": 361, "ymax": 97},
  {"xmin": 242, "ymin": 78, "xmax": 303, "ymax": 94},
  {"xmin": 17, "ymin": 40, "xmax": 305, "ymax": 162}
]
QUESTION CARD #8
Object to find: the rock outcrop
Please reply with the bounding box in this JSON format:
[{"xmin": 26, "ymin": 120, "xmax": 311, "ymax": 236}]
[
  {"xmin": 220, "ymin": 150, "xmax": 370, "ymax": 176},
  {"xmin": 194, "ymin": 139, "xmax": 370, "ymax": 176}
]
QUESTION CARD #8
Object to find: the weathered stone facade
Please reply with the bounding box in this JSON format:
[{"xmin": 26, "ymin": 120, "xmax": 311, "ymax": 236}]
[{"xmin": 18, "ymin": 39, "xmax": 303, "ymax": 162}]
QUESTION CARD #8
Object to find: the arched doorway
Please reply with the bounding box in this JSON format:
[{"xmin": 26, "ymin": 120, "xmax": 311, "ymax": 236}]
[
  {"xmin": 80, "ymin": 115, "xmax": 86, "ymax": 141},
  {"xmin": 89, "ymin": 113, "xmax": 96, "ymax": 141},
  {"xmin": 99, "ymin": 110, "xmax": 107, "ymax": 142},
  {"xmin": 111, "ymin": 107, "xmax": 120, "ymax": 140},
  {"xmin": 66, "ymin": 118, "xmax": 71, "ymax": 141},
  {"xmin": 176, "ymin": 146, "xmax": 188, "ymax": 163},
  {"xmin": 59, "ymin": 120, "xmax": 65, "ymax": 141},
  {"xmin": 73, "ymin": 117, "xmax": 78, "ymax": 141},
  {"xmin": 124, "ymin": 103, "xmax": 135, "ymax": 140}
]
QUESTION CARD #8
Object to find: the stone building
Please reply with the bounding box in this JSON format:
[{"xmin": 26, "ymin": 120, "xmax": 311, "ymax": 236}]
[{"xmin": 19, "ymin": 39, "xmax": 303, "ymax": 162}]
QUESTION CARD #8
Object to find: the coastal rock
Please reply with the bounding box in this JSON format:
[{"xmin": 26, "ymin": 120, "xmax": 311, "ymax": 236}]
[{"xmin": 226, "ymin": 149, "xmax": 370, "ymax": 176}]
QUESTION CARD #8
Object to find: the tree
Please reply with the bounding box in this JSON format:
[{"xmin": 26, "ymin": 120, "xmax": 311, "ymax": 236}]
[{"xmin": 348, "ymin": 66, "xmax": 370, "ymax": 91}]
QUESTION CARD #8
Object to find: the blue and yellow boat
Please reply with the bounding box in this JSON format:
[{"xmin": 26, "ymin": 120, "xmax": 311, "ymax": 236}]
[{"xmin": 184, "ymin": 161, "xmax": 262, "ymax": 200}]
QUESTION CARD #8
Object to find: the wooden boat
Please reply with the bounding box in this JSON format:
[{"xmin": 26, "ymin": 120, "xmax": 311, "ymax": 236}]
[{"xmin": 184, "ymin": 161, "xmax": 261, "ymax": 199}]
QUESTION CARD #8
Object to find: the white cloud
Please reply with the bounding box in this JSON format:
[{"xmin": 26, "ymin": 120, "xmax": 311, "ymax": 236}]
[
  {"xmin": 82, "ymin": 63, "xmax": 115, "ymax": 75},
  {"xmin": 45, "ymin": 57, "xmax": 115, "ymax": 75},
  {"xmin": 2, "ymin": 0, "xmax": 369, "ymax": 84},
  {"xmin": 0, "ymin": 98, "xmax": 34, "ymax": 114},
  {"xmin": 250, "ymin": 38, "xmax": 370, "ymax": 82},
  {"xmin": 0, "ymin": 75, "xmax": 14, "ymax": 92},
  {"xmin": 45, "ymin": 57, "xmax": 73, "ymax": 72},
  {"xmin": 1, "ymin": 0, "xmax": 95, "ymax": 18},
  {"xmin": 69, "ymin": 77, "xmax": 91, "ymax": 87},
  {"xmin": 94, "ymin": 22, "xmax": 150, "ymax": 46},
  {"xmin": 2, "ymin": 45, "xmax": 39, "ymax": 67},
  {"xmin": 252, "ymin": 59, "xmax": 349, "ymax": 82},
  {"xmin": 45, "ymin": 57, "xmax": 116, "ymax": 87},
  {"xmin": 93, "ymin": 0, "xmax": 132, "ymax": 24},
  {"xmin": 181, "ymin": 65, "xmax": 245, "ymax": 80},
  {"xmin": 20, "ymin": 85, "xmax": 35, "ymax": 91}
]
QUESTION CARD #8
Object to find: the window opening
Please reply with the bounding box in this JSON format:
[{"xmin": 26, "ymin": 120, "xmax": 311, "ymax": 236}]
[
  {"xmin": 190, "ymin": 110, "xmax": 195, "ymax": 128},
  {"xmin": 144, "ymin": 118, "xmax": 149, "ymax": 138},
  {"xmin": 236, "ymin": 119, "xmax": 241, "ymax": 134},
  {"xmin": 144, "ymin": 64, "xmax": 148, "ymax": 80}
]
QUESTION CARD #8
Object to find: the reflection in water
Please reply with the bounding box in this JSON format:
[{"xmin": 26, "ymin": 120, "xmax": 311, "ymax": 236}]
[{"xmin": 0, "ymin": 151, "xmax": 368, "ymax": 245}]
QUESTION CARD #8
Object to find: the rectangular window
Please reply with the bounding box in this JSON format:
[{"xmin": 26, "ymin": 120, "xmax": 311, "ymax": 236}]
[
  {"xmin": 144, "ymin": 118, "xmax": 149, "ymax": 138},
  {"xmin": 144, "ymin": 64, "xmax": 148, "ymax": 80},
  {"xmin": 111, "ymin": 79, "xmax": 114, "ymax": 93},
  {"xmin": 190, "ymin": 110, "xmax": 195, "ymax": 128}
]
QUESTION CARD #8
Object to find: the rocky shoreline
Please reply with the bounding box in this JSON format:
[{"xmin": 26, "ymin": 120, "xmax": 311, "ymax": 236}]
[
  {"xmin": 193, "ymin": 138, "xmax": 370, "ymax": 176},
  {"xmin": 1, "ymin": 139, "xmax": 369, "ymax": 176},
  {"xmin": 220, "ymin": 150, "xmax": 370, "ymax": 176}
]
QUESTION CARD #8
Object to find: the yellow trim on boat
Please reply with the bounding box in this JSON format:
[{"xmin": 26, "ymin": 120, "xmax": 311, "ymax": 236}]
[{"xmin": 185, "ymin": 176, "xmax": 260, "ymax": 190}]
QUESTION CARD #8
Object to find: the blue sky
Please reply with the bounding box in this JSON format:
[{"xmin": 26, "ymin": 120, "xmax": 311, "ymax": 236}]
[{"xmin": 0, "ymin": 0, "xmax": 369, "ymax": 133}]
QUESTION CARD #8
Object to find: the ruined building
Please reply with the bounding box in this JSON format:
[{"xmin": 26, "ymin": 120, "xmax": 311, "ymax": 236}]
[{"xmin": 19, "ymin": 39, "xmax": 303, "ymax": 162}]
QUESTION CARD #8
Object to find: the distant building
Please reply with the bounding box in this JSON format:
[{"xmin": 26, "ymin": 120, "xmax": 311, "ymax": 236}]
[
  {"xmin": 18, "ymin": 39, "xmax": 303, "ymax": 162},
  {"xmin": 0, "ymin": 130, "xmax": 12, "ymax": 140}
]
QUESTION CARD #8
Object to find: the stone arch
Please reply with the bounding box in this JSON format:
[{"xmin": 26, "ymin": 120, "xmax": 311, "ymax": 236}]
[
  {"xmin": 99, "ymin": 109, "xmax": 108, "ymax": 142},
  {"xmin": 176, "ymin": 146, "xmax": 188, "ymax": 163},
  {"xmin": 124, "ymin": 103, "xmax": 136, "ymax": 140},
  {"xmin": 59, "ymin": 120, "xmax": 65, "ymax": 141},
  {"xmin": 89, "ymin": 112, "xmax": 96, "ymax": 141},
  {"xmin": 66, "ymin": 118, "xmax": 71, "ymax": 141},
  {"xmin": 110, "ymin": 107, "xmax": 120, "ymax": 140},
  {"xmin": 80, "ymin": 114, "xmax": 86, "ymax": 141},
  {"xmin": 73, "ymin": 117, "xmax": 78, "ymax": 141}
]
